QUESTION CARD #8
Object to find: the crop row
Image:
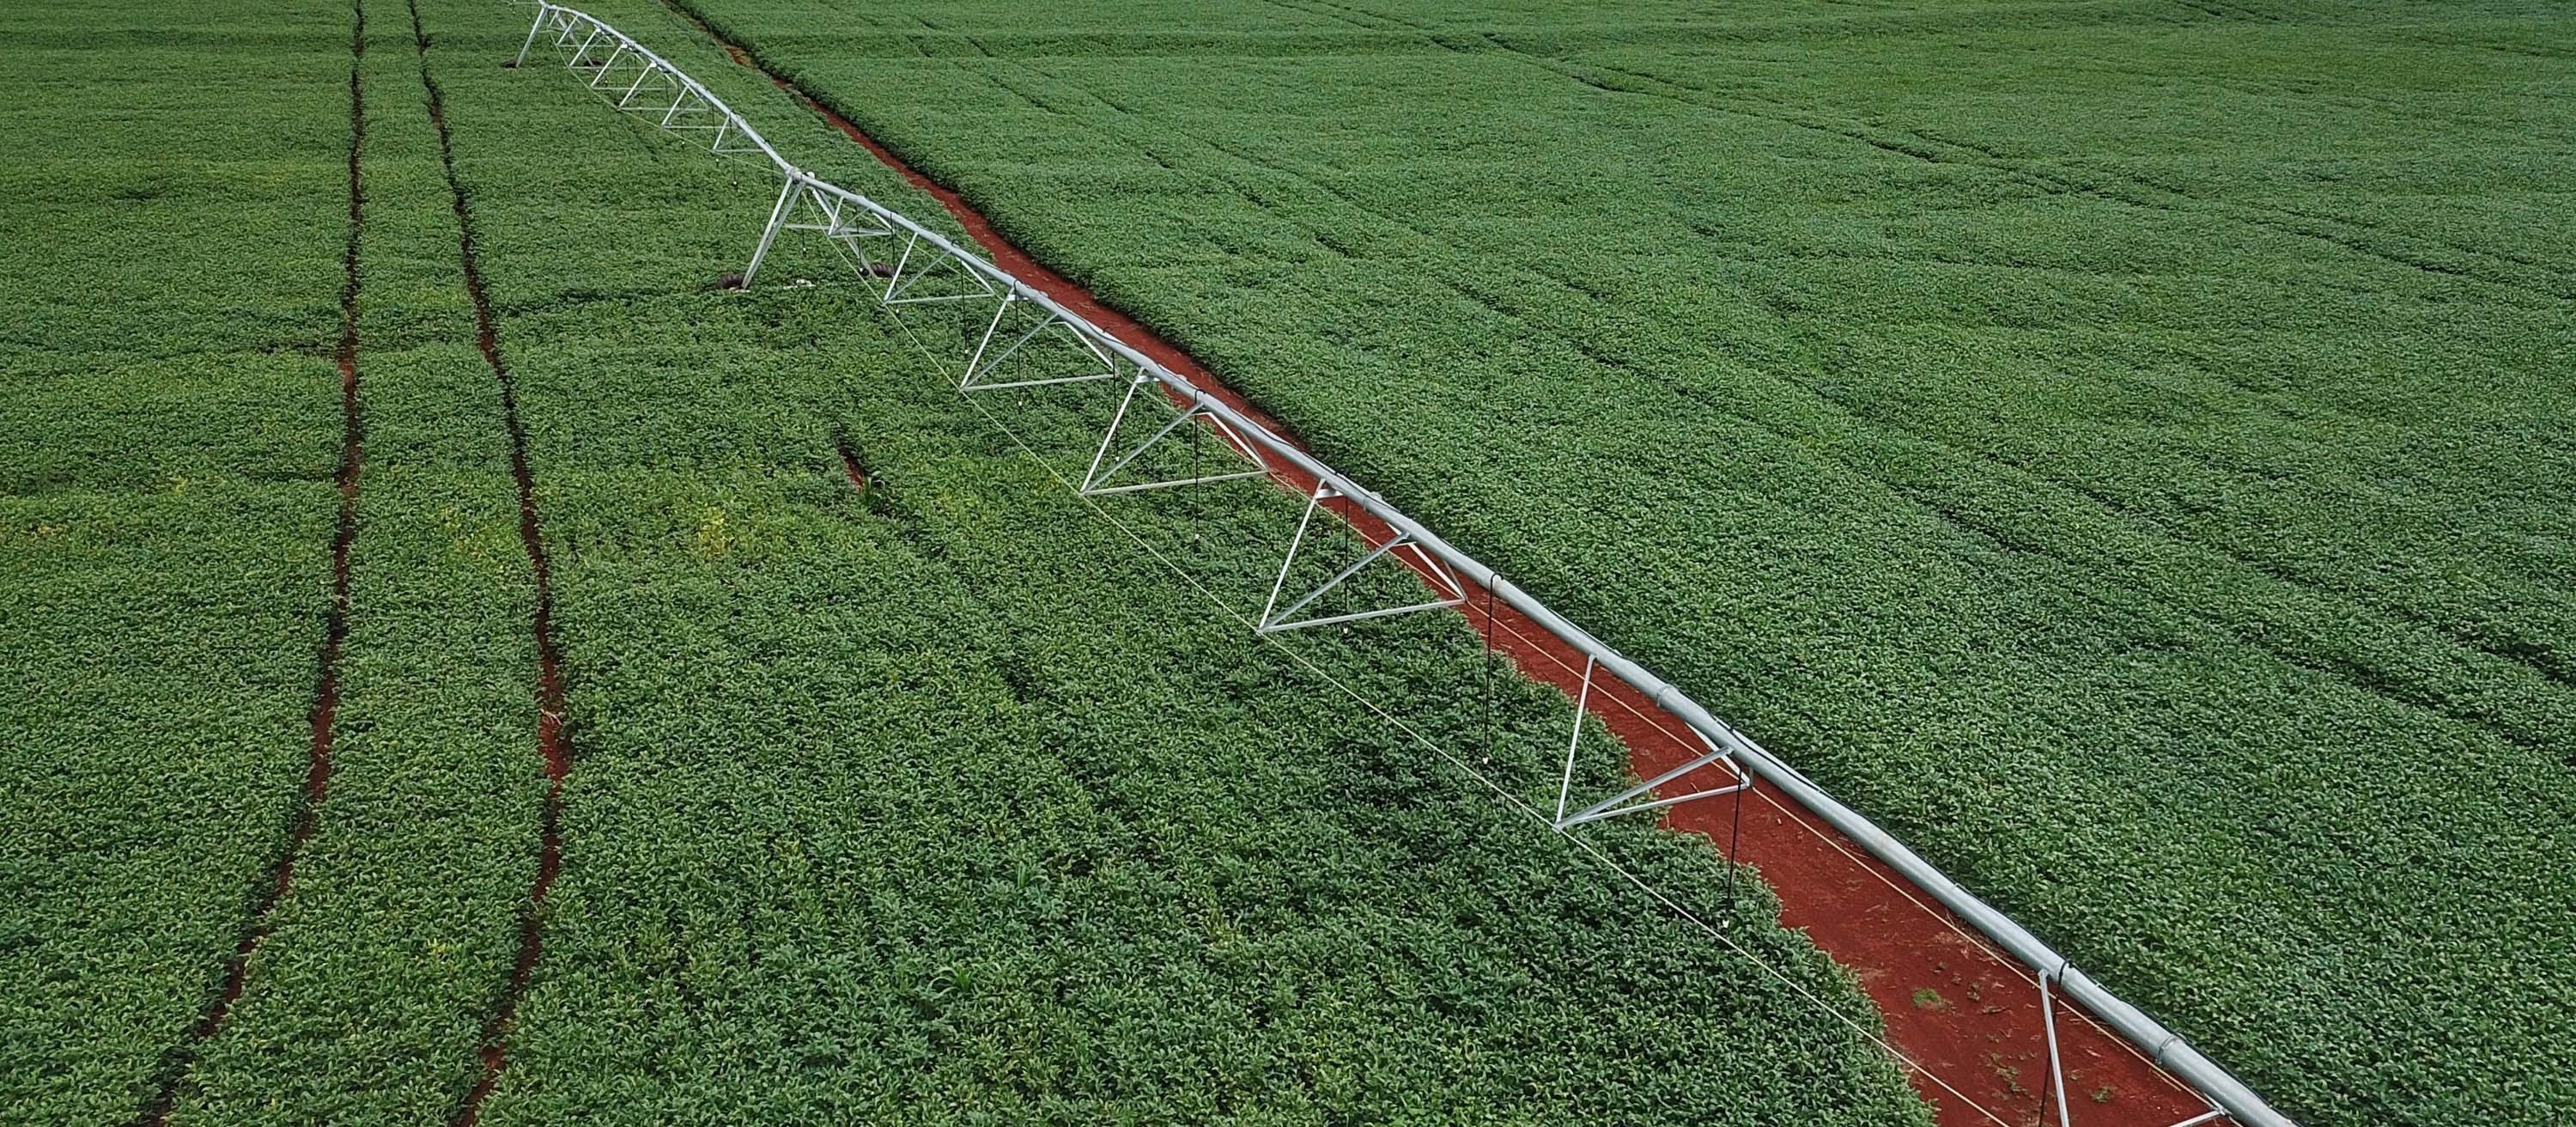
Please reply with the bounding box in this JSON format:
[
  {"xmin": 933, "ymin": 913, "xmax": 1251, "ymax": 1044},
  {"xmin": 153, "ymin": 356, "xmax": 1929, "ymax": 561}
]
[
  {"xmin": 0, "ymin": 3, "xmax": 353, "ymax": 1122},
  {"xmin": 647, "ymin": 1, "xmax": 2576, "ymax": 1124},
  {"xmin": 4, "ymin": 0, "xmax": 1946, "ymax": 1120},
  {"xmin": 168, "ymin": 5, "xmax": 556, "ymax": 1119}
]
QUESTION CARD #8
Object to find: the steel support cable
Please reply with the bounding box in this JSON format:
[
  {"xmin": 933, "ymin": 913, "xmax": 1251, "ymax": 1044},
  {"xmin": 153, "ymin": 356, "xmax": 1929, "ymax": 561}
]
[
  {"xmin": 513, "ymin": 11, "xmax": 2289, "ymax": 1125},
  {"xmin": 1725, "ymin": 766, "xmax": 1747, "ymax": 914},
  {"xmin": 914, "ymin": 287, "xmax": 2184, "ymax": 1113},
  {"xmin": 1465, "ymin": 601, "xmax": 2202, "ymax": 1088},
  {"xmin": 870, "ymin": 307, "xmax": 2018, "ymax": 1127}
]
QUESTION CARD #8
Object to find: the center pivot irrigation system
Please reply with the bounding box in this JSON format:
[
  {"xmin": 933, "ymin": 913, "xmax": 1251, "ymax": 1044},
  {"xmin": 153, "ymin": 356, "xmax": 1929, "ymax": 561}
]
[{"xmin": 511, "ymin": 7, "xmax": 2292, "ymax": 1127}]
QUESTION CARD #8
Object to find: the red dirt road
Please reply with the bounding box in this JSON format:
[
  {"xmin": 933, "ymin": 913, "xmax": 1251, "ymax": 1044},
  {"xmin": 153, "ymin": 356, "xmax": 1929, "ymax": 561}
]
[{"xmin": 677, "ymin": 13, "xmax": 2231, "ymax": 1126}]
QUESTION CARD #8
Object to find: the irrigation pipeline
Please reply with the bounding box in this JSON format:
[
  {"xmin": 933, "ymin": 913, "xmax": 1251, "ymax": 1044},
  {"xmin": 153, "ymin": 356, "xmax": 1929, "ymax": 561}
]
[{"xmin": 510, "ymin": 7, "xmax": 2293, "ymax": 1127}]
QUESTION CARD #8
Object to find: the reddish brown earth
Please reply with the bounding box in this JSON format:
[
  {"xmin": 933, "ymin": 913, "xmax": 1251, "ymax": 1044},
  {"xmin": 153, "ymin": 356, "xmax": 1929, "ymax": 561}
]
[
  {"xmin": 669, "ymin": 9, "xmax": 2234, "ymax": 1126},
  {"xmin": 130, "ymin": 23, "xmax": 372, "ymax": 1127},
  {"xmin": 415, "ymin": 13, "xmax": 574, "ymax": 1124},
  {"xmin": 833, "ymin": 435, "xmax": 872, "ymax": 493}
]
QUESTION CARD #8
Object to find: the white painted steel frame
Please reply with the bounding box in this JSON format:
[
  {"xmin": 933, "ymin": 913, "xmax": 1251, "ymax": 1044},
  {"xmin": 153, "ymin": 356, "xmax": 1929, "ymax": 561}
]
[
  {"xmin": 1254, "ymin": 484, "xmax": 1468, "ymax": 635},
  {"xmin": 1082, "ymin": 372, "xmax": 1273, "ymax": 496},
  {"xmin": 512, "ymin": 9, "xmax": 2293, "ymax": 1127}
]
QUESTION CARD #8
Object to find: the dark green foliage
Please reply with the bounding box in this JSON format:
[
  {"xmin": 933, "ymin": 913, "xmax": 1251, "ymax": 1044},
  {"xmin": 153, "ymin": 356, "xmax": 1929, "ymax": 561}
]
[
  {"xmin": 640, "ymin": 1, "xmax": 2576, "ymax": 1123},
  {"xmin": 3, "ymin": 0, "xmax": 1935, "ymax": 1122},
  {"xmin": 0, "ymin": 3, "xmax": 349, "ymax": 1121},
  {"xmin": 173, "ymin": 8, "xmax": 547, "ymax": 1118},
  {"xmin": 421, "ymin": 1, "xmax": 1928, "ymax": 1120}
]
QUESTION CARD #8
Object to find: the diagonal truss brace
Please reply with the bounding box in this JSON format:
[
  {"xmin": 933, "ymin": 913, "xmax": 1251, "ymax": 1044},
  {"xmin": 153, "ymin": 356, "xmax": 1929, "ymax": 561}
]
[
  {"xmin": 521, "ymin": 6, "xmax": 769, "ymax": 165},
  {"xmin": 608, "ymin": 59, "xmax": 682, "ymax": 113},
  {"xmin": 1258, "ymin": 485, "xmax": 1467, "ymax": 634},
  {"xmin": 744, "ymin": 174, "xmax": 908, "ymax": 288},
  {"xmin": 790, "ymin": 180, "xmax": 898, "ymax": 274},
  {"xmin": 1079, "ymin": 372, "xmax": 1271, "ymax": 496},
  {"xmin": 878, "ymin": 229, "xmax": 1000, "ymax": 307},
  {"xmin": 779, "ymin": 181, "xmax": 896, "ymax": 245},
  {"xmin": 958, "ymin": 292, "xmax": 1118, "ymax": 392},
  {"xmin": 2035, "ymin": 970, "xmax": 2235, "ymax": 1127},
  {"xmin": 1550, "ymin": 655, "xmax": 1751, "ymax": 830}
]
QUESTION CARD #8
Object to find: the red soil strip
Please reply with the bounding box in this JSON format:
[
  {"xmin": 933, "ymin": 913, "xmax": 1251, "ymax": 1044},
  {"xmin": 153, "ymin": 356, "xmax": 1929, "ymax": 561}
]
[
  {"xmin": 411, "ymin": 13, "xmax": 573, "ymax": 1125},
  {"xmin": 832, "ymin": 434, "xmax": 871, "ymax": 493},
  {"xmin": 129, "ymin": 21, "xmax": 370, "ymax": 1127},
  {"xmin": 670, "ymin": 9, "xmax": 2231, "ymax": 1126}
]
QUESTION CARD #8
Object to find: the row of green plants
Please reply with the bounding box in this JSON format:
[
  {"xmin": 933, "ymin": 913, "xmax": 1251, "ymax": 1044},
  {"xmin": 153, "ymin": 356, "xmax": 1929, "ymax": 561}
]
[
  {"xmin": 171, "ymin": 6, "xmax": 555, "ymax": 1119},
  {"xmin": 646, "ymin": 1, "xmax": 2576, "ymax": 1123},
  {"xmin": 5, "ymin": 0, "xmax": 1939, "ymax": 1120},
  {"xmin": 0, "ymin": 3, "xmax": 353, "ymax": 1121},
  {"xmin": 422, "ymin": 0, "xmax": 1929, "ymax": 1119}
]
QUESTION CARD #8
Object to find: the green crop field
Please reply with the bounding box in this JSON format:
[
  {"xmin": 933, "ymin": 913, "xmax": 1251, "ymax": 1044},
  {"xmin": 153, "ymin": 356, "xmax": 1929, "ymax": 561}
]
[
  {"xmin": 1, "ymin": 1, "xmax": 351, "ymax": 1118},
  {"xmin": 3, "ymin": 0, "xmax": 1965, "ymax": 1124},
  {"xmin": 5, "ymin": 0, "xmax": 2568, "ymax": 1124},
  {"xmin": 635, "ymin": 2, "xmax": 2576, "ymax": 1124}
]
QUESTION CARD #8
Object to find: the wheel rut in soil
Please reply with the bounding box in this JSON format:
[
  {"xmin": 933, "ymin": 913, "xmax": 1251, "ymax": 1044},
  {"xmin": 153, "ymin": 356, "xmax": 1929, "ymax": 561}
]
[
  {"xmin": 130, "ymin": 8, "xmax": 372, "ymax": 1126},
  {"xmin": 410, "ymin": 10, "xmax": 573, "ymax": 1125},
  {"xmin": 659, "ymin": 3, "xmax": 2230, "ymax": 1124}
]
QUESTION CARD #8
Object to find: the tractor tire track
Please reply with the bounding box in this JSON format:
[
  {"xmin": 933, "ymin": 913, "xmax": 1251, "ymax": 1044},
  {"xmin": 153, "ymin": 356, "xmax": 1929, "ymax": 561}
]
[
  {"xmin": 129, "ymin": 3, "xmax": 370, "ymax": 1123},
  {"xmin": 858, "ymin": 36, "xmax": 2576, "ymax": 726},
  {"xmin": 406, "ymin": 7, "xmax": 574, "ymax": 1124},
  {"xmin": 647, "ymin": 5, "xmax": 2233, "ymax": 1124},
  {"xmin": 1518, "ymin": 46, "xmax": 2571, "ymax": 303}
]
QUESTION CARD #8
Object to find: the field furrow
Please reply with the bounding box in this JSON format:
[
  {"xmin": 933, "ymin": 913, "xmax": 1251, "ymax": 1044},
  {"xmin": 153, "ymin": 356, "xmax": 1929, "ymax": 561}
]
[
  {"xmin": 165, "ymin": 3, "xmax": 550, "ymax": 1120},
  {"xmin": 131, "ymin": 6, "xmax": 375, "ymax": 1123},
  {"xmin": 0, "ymin": 3, "xmax": 355, "ymax": 1121},
  {"xmin": 629, "ymin": 1, "xmax": 2576, "ymax": 1123}
]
